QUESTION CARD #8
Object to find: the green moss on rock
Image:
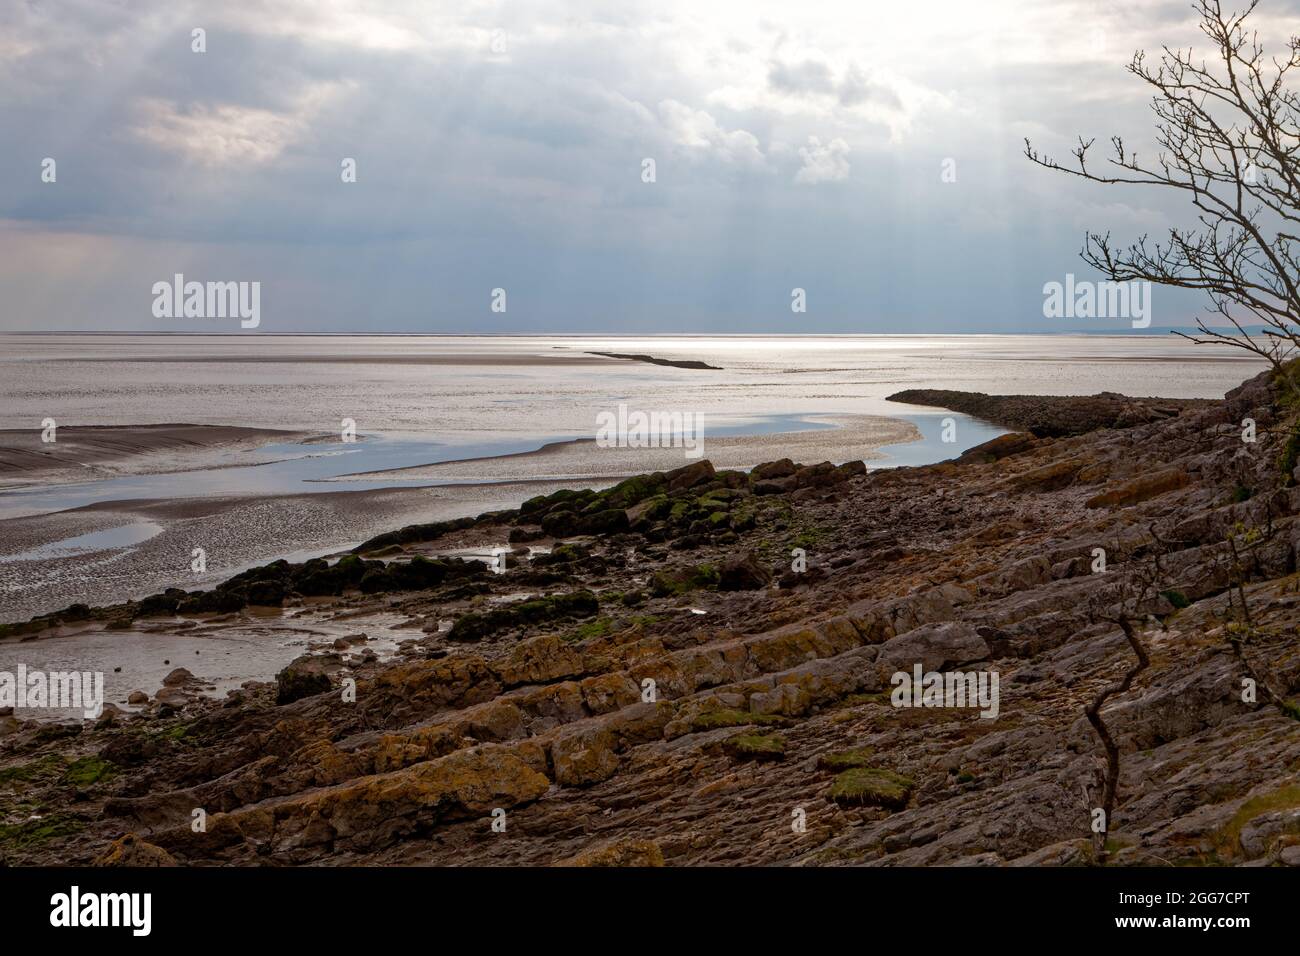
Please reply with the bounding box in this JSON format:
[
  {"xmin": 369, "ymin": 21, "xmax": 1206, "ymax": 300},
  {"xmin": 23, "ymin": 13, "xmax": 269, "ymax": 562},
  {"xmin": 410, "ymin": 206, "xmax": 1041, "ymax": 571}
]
[
  {"xmin": 723, "ymin": 732, "xmax": 786, "ymax": 761},
  {"xmin": 60, "ymin": 756, "xmax": 116, "ymax": 787},
  {"xmin": 829, "ymin": 768, "xmax": 915, "ymax": 809},
  {"xmin": 650, "ymin": 564, "xmax": 719, "ymax": 597},
  {"xmin": 817, "ymin": 747, "xmax": 875, "ymax": 772},
  {"xmin": 0, "ymin": 754, "xmax": 64, "ymax": 785},
  {"xmin": 448, "ymin": 590, "xmax": 600, "ymax": 642},
  {"xmin": 0, "ymin": 812, "xmax": 83, "ymax": 848},
  {"xmin": 689, "ymin": 708, "xmax": 787, "ymax": 732}
]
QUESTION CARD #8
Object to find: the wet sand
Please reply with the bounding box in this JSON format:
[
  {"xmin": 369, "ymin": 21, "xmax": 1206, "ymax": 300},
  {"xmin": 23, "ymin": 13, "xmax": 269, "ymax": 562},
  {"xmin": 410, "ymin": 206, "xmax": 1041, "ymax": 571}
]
[
  {"xmin": 50, "ymin": 352, "xmax": 620, "ymax": 365},
  {"xmin": 0, "ymin": 424, "xmax": 309, "ymax": 490},
  {"xmin": 0, "ymin": 412, "xmax": 931, "ymax": 624},
  {"xmin": 332, "ymin": 414, "xmax": 921, "ymax": 483},
  {"xmin": 0, "ymin": 408, "xmax": 933, "ymax": 625},
  {"xmin": 0, "ymin": 478, "xmax": 605, "ymax": 625}
]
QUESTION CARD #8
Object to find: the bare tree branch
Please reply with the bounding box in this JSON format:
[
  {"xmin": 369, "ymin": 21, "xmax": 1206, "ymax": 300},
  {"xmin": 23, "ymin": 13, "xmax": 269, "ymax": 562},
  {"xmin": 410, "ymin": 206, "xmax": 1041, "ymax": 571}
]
[{"xmin": 1025, "ymin": 0, "xmax": 1300, "ymax": 390}]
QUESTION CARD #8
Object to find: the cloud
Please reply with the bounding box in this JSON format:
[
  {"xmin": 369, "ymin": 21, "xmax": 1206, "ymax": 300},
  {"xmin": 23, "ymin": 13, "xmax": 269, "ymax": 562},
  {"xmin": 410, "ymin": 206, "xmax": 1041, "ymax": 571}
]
[
  {"xmin": 767, "ymin": 58, "xmax": 902, "ymax": 112},
  {"xmin": 838, "ymin": 63, "xmax": 903, "ymax": 110},
  {"xmin": 131, "ymin": 97, "xmax": 310, "ymax": 168},
  {"xmin": 794, "ymin": 136, "xmax": 850, "ymax": 184},
  {"xmin": 657, "ymin": 100, "xmax": 765, "ymax": 166},
  {"xmin": 0, "ymin": 0, "xmax": 1245, "ymax": 332},
  {"xmin": 768, "ymin": 59, "xmax": 835, "ymax": 96},
  {"xmin": 216, "ymin": 1, "xmax": 432, "ymax": 52},
  {"xmin": 128, "ymin": 81, "xmax": 345, "ymax": 169}
]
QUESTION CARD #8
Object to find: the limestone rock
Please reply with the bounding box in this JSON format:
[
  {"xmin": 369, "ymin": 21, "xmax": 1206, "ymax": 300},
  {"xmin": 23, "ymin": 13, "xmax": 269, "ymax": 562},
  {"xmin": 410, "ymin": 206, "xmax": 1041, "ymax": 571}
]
[{"xmin": 876, "ymin": 622, "xmax": 990, "ymax": 676}]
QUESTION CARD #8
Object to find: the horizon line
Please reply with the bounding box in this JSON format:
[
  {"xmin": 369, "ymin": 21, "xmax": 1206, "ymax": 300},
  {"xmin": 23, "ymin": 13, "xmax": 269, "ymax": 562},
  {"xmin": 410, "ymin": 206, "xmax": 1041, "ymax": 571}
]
[{"xmin": 0, "ymin": 329, "xmax": 1201, "ymax": 338}]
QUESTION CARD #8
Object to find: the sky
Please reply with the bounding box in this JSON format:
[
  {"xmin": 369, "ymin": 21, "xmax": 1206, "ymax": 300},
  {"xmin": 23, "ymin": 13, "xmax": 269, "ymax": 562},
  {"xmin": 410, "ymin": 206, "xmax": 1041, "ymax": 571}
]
[{"xmin": 3, "ymin": 0, "xmax": 1299, "ymax": 334}]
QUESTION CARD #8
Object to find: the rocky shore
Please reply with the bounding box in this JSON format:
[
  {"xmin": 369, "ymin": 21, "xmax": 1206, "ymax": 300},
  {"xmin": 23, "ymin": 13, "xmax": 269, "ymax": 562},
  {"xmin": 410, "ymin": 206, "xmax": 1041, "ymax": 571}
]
[
  {"xmin": 2, "ymin": 368, "xmax": 1300, "ymax": 867},
  {"xmin": 887, "ymin": 389, "xmax": 1213, "ymax": 437}
]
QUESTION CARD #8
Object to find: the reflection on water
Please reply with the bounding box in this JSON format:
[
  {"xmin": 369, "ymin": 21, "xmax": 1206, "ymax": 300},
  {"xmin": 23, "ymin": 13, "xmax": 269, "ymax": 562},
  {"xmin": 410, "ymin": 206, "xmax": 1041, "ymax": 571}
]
[
  {"xmin": 0, "ymin": 611, "xmax": 419, "ymax": 721},
  {"xmin": 0, "ymin": 414, "xmax": 843, "ymax": 520},
  {"xmin": 874, "ymin": 413, "xmax": 1007, "ymax": 467},
  {"xmin": 0, "ymin": 333, "xmax": 1258, "ymax": 522},
  {"xmin": 0, "ymin": 333, "xmax": 1260, "ymax": 438},
  {"xmin": 0, "ymin": 410, "xmax": 1001, "ymax": 528}
]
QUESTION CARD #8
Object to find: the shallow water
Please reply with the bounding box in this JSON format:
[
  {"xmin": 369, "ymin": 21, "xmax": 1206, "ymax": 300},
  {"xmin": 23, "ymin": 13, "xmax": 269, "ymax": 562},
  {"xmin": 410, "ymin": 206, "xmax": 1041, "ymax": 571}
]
[
  {"xmin": 0, "ymin": 334, "xmax": 1262, "ymax": 437},
  {"xmin": 0, "ymin": 414, "xmax": 848, "ymax": 519},
  {"xmin": 875, "ymin": 413, "xmax": 1006, "ymax": 468},
  {"xmin": 0, "ymin": 410, "xmax": 998, "ymax": 532},
  {"xmin": 0, "ymin": 611, "xmax": 419, "ymax": 720}
]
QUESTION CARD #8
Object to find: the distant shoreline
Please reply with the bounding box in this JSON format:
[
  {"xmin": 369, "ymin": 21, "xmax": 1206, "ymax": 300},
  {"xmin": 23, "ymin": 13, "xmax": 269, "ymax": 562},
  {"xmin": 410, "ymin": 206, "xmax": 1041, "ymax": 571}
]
[
  {"xmin": 0, "ymin": 329, "xmax": 1260, "ymax": 337},
  {"xmin": 585, "ymin": 351, "xmax": 721, "ymax": 369}
]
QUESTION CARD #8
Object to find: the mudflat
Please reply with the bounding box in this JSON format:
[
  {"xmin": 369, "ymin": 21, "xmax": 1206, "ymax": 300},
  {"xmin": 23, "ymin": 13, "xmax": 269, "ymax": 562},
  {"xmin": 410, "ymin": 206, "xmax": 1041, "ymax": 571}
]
[
  {"xmin": 332, "ymin": 414, "xmax": 921, "ymax": 483},
  {"xmin": 0, "ymin": 478, "xmax": 605, "ymax": 624},
  {"xmin": 0, "ymin": 424, "xmax": 308, "ymax": 490}
]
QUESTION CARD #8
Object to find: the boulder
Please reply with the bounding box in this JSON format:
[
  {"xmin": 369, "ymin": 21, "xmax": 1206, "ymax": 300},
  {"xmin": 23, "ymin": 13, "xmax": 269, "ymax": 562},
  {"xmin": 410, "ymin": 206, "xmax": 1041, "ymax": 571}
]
[
  {"xmin": 717, "ymin": 552, "xmax": 773, "ymax": 591},
  {"xmin": 876, "ymin": 622, "xmax": 990, "ymax": 676},
  {"xmin": 751, "ymin": 459, "xmax": 797, "ymax": 480},
  {"xmin": 94, "ymin": 833, "xmax": 177, "ymax": 867},
  {"xmin": 162, "ymin": 667, "xmax": 195, "ymax": 687},
  {"xmin": 275, "ymin": 654, "xmax": 338, "ymax": 705},
  {"xmin": 957, "ymin": 432, "xmax": 1036, "ymax": 463},
  {"xmin": 665, "ymin": 460, "xmax": 716, "ymax": 493},
  {"xmin": 1086, "ymin": 468, "xmax": 1190, "ymax": 508},
  {"xmin": 551, "ymin": 725, "xmax": 620, "ymax": 786},
  {"xmin": 1238, "ymin": 806, "xmax": 1300, "ymax": 859}
]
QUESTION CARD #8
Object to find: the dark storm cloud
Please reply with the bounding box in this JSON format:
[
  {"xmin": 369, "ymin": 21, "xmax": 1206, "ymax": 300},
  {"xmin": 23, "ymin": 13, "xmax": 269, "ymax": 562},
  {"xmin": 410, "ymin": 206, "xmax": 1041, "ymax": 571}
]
[{"xmin": 0, "ymin": 0, "xmax": 1286, "ymax": 332}]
